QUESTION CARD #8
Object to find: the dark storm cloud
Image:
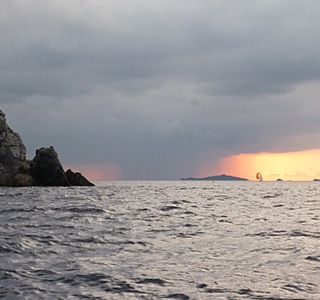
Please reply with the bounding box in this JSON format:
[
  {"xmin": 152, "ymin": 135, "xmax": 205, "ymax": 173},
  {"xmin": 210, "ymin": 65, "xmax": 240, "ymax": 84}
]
[
  {"xmin": 2, "ymin": 0, "xmax": 320, "ymax": 179},
  {"xmin": 3, "ymin": 0, "xmax": 319, "ymax": 99}
]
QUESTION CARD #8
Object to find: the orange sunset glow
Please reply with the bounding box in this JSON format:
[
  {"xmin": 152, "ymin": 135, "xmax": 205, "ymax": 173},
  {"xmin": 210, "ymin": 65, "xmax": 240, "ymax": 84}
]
[
  {"xmin": 64, "ymin": 163, "xmax": 122, "ymax": 181},
  {"xmin": 216, "ymin": 149, "xmax": 320, "ymax": 181}
]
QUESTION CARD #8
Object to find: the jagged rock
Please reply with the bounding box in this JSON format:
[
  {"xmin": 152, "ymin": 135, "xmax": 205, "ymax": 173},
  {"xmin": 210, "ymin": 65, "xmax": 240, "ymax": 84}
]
[
  {"xmin": 0, "ymin": 109, "xmax": 29, "ymax": 186},
  {"xmin": 0, "ymin": 109, "xmax": 94, "ymax": 187},
  {"xmin": 30, "ymin": 146, "xmax": 71, "ymax": 186},
  {"xmin": 66, "ymin": 169, "xmax": 95, "ymax": 186},
  {"xmin": 29, "ymin": 147, "xmax": 94, "ymax": 186}
]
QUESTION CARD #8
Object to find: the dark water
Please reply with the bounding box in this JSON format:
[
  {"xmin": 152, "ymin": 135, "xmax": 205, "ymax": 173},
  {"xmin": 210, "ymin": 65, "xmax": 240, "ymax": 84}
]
[{"xmin": 1, "ymin": 181, "xmax": 320, "ymax": 299}]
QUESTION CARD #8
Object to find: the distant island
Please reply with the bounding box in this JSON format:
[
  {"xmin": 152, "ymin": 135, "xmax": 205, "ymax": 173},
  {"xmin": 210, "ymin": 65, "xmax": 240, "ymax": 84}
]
[{"xmin": 181, "ymin": 174, "xmax": 249, "ymax": 181}]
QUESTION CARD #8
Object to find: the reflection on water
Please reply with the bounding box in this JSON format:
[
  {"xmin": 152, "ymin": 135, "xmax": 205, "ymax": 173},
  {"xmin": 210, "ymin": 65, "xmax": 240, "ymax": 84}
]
[{"xmin": 1, "ymin": 181, "xmax": 320, "ymax": 299}]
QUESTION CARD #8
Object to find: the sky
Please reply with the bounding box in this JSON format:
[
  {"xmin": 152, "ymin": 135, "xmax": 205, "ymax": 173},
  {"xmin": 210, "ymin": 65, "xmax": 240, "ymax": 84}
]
[{"xmin": 2, "ymin": 0, "xmax": 320, "ymax": 181}]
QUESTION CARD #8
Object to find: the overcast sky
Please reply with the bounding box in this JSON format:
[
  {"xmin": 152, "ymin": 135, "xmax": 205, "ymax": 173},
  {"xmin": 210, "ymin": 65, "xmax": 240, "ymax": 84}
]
[{"xmin": 2, "ymin": 0, "xmax": 320, "ymax": 180}]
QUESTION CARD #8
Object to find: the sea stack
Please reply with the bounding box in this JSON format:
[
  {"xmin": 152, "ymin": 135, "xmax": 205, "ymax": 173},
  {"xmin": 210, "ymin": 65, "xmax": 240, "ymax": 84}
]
[{"xmin": 0, "ymin": 109, "xmax": 94, "ymax": 187}]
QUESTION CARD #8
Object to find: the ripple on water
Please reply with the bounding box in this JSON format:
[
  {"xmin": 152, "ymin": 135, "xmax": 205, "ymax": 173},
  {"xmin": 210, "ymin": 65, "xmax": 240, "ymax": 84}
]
[{"xmin": 1, "ymin": 181, "xmax": 320, "ymax": 299}]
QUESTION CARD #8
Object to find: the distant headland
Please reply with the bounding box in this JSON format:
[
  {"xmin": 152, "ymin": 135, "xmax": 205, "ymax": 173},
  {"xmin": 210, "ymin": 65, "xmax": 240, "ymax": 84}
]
[
  {"xmin": 181, "ymin": 174, "xmax": 249, "ymax": 181},
  {"xmin": 0, "ymin": 109, "xmax": 94, "ymax": 187}
]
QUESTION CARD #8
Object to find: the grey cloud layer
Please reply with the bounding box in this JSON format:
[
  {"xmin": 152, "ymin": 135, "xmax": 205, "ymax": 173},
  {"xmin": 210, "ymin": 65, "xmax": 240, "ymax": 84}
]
[{"xmin": 1, "ymin": 0, "xmax": 320, "ymax": 179}]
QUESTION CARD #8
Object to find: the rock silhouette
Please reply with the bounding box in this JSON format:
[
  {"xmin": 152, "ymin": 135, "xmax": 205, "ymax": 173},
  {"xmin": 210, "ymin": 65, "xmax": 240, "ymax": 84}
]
[
  {"xmin": 30, "ymin": 146, "xmax": 71, "ymax": 186},
  {"xmin": 0, "ymin": 109, "xmax": 94, "ymax": 187}
]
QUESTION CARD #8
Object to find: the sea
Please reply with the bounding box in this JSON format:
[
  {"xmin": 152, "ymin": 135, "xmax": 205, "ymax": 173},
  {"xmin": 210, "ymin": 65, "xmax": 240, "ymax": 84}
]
[{"xmin": 1, "ymin": 180, "xmax": 320, "ymax": 300}]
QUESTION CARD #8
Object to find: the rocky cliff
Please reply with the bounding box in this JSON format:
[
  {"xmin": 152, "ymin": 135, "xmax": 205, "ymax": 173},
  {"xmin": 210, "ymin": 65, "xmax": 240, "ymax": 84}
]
[
  {"xmin": 0, "ymin": 109, "xmax": 94, "ymax": 187},
  {"xmin": 0, "ymin": 110, "xmax": 30, "ymax": 185}
]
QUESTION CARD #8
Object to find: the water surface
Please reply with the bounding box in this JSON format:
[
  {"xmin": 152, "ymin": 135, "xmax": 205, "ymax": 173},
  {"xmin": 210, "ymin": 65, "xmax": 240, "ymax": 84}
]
[{"xmin": 1, "ymin": 181, "xmax": 320, "ymax": 299}]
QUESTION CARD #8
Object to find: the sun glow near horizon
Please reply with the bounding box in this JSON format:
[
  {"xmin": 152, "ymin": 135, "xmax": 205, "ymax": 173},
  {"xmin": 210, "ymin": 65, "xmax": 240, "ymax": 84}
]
[
  {"xmin": 217, "ymin": 149, "xmax": 320, "ymax": 181},
  {"xmin": 64, "ymin": 163, "xmax": 122, "ymax": 181}
]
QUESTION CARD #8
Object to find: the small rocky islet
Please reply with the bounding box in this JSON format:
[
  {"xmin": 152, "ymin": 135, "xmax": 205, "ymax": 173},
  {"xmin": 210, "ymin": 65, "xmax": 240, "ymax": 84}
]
[{"xmin": 0, "ymin": 109, "xmax": 93, "ymax": 187}]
